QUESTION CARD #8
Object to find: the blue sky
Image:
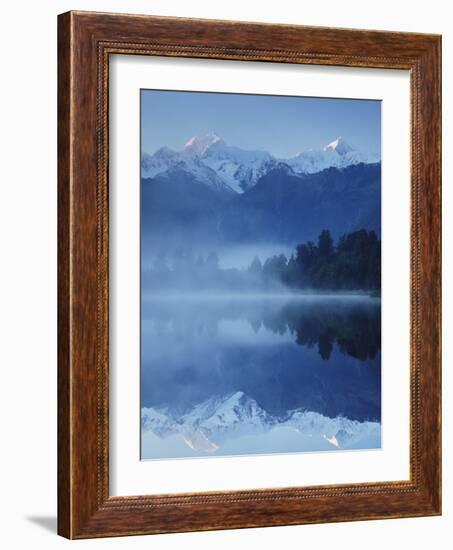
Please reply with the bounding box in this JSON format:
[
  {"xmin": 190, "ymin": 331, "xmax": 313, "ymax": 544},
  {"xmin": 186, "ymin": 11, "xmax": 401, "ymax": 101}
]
[{"xmin": 141, "ymin": 89, "xmax": 381, "ymax": 158}]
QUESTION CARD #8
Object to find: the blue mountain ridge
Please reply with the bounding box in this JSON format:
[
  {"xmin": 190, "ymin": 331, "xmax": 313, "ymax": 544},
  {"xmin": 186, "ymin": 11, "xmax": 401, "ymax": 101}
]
[{"xmin": 141, "ymin": 162, "xmax": 381, "ymax": 251}]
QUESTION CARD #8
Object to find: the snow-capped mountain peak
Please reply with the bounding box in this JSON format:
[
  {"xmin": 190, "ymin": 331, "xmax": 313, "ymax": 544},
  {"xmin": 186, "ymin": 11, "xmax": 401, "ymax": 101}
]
[
  {"xmin": 184, "ymin": 133, "xmax": 222, "ymax": 157},
  {"xmin": 324, "ymin": 136, "xmax": 354, "ymax": 155}
]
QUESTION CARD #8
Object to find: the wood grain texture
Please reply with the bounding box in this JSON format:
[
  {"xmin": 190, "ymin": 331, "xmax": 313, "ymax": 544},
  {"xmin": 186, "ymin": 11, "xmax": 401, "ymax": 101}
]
[{"xmin": 57, "ymin": 10, "xmax": 442, "ymax": 539}]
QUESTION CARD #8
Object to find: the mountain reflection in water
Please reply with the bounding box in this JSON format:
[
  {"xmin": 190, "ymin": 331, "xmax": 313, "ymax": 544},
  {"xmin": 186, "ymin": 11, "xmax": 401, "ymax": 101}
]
[{"xmin": 141, "ymin": 295, "xmax": 381, "ymax": 459}]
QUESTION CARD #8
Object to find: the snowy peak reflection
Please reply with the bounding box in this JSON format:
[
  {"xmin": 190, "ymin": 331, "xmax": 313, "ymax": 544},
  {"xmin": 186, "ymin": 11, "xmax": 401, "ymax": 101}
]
[{"xmin": 141, "ymin": 391, "xmax": 380, "ymax": 457}]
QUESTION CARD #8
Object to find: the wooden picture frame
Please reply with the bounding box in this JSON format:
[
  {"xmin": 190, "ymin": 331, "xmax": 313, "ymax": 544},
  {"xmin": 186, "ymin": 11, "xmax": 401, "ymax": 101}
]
[{"xmin": 58, "ymin": 10, "xmax": 441, "ymax": 539}]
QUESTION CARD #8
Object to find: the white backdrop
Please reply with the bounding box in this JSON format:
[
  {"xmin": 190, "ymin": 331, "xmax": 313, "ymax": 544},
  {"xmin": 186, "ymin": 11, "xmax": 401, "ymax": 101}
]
[{"xmin": 0, "ymin": 1, "xmax": 450, "ymax": 548}]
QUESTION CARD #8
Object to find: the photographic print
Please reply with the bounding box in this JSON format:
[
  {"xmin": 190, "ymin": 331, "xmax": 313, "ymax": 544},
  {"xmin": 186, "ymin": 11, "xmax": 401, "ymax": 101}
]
[{"xmin": 140, "ymin": 90, "xmax": 381, "ymax": 460}]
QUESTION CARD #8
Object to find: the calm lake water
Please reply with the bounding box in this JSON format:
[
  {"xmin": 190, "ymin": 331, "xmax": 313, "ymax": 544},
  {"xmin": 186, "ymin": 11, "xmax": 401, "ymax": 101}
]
[{"xmin": 140, "ymin": 295, "xmax": 381, "ymax": 459}]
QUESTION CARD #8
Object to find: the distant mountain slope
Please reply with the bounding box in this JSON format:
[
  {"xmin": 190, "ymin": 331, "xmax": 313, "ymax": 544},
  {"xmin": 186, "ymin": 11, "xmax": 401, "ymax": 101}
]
[
  {"xmin": 141, "ymin": 148, "xmax": 235, "ymax": 196},
  {"xmin": 141, "ymin": 162, "xmax": 381, "ymax": 249},
  {"xmin": 222, "ymin": 162, "xmax": 381, "ymax": 244},
  {"xmin": 141, "ymin": 167, "xmax": 232, "ymax": 251}
]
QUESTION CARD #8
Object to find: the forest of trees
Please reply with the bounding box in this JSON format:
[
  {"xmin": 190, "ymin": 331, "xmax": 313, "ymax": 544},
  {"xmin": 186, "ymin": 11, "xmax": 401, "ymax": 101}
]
[
  {"xmin": 143, "ymin": 229, "xmax": 381, "ymax": 293},
  {"xmin": 270, "ymin": 228, "xmax": 380, "ymax": 291}
]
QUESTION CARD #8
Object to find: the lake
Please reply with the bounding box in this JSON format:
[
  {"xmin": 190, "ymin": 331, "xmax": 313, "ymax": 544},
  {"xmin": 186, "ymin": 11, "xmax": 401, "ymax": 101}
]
[{"xmin": 140, "ymin": 294, "xmax": 381, "ymax": 459}]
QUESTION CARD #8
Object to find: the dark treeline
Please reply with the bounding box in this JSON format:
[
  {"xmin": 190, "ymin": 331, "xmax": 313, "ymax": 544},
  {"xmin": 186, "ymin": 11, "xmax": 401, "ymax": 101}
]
[
  {"xmin": 281, "ymin": 229, "xmax": 380, "ymax": 291},
  {"xmin": 143, "ymin": 229, "xmax": 380, "ymax": 293}
]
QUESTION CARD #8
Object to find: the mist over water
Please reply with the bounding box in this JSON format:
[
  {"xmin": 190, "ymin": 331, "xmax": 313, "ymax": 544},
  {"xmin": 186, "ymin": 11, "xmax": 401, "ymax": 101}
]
[
  {"xmin": 142, "ymin": 243, "xmax": 296, "ymax": 271},
  {"xmin": 216, "ymin": 244, "xmax": 296, "ymax": 270}
]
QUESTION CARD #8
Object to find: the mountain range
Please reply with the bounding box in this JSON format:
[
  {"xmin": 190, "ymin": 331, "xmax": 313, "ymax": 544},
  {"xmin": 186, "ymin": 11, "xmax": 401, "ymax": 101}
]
[
  {"xmin": 141, "ymin": 134, "xmax": 381, "ymax": 254},
  {"xmin": 141, "ymin": 391, "xmax": 381, "ymax": 454},
  {"xmin": 141, "ymin": 133, "xmax": 380, "ymax": 194}
]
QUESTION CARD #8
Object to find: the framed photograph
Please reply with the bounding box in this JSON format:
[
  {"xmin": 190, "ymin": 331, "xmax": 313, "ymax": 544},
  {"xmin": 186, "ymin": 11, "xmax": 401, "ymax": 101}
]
[{"xmin": 58, "ymin": 11, "xmax": 441, "ymax": 539}]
